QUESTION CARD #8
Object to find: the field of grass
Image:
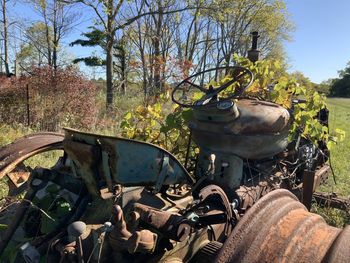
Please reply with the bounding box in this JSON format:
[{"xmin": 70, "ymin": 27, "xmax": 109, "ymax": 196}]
[
  {"xmin": 321, "ymin": 98, "xmax": 350, "ymax": 196},
  {"xmin": 311, "ymin": 98, "xmax": 350, "ymax": 226}
]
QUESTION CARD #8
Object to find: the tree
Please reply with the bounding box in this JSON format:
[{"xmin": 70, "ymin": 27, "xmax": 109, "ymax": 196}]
[
  {"xmin": 29, "ymin": 0, "xmax": 78, "ymax": 70},
  {"xmin": 68, "ymin": 0, "xmax": 125, "ymax": 110},
  {"xmin": 329, "ymin": 62, "xmax": 350, "ymax": 97},
  {"xmin": 16, "ymin": 22, "xmax": 52, "ymax": 73},
  {"xmin": 290, "ymin": 71, "xmax": 313, "ymax": 89},
  {"xmin": 69, "ymin": 0, "xmax": 205, "ymax": 110},
  {"xmin": 1, "ymin": 0, "xmax": 10, "ymax": 75},
  {"xmin": 315, "ymin": 79, "xmax": 332, "ymax": 95}
]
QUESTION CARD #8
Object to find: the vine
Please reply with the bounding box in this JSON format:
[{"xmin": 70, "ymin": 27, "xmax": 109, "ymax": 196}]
[{"xmin": 120, "ymin": 55, "xmax": 345, "ymax": 161}]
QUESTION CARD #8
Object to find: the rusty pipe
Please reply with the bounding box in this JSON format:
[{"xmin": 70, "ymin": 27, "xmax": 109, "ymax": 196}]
[{"xmin": 215, "ymin": 189, "xmax": 350, "ymax": 263}]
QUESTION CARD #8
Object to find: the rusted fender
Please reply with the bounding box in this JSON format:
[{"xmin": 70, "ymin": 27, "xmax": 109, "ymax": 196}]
[
  {"xmin": 215, "ymin": 189, "xmax": 350, "ymax": 263},
  {"xmin": 0, "ymin": 132, "xmax": 64, "ymax": 179}
]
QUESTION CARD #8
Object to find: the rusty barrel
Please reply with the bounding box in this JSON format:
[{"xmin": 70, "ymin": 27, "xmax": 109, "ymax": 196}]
[{"xmin": 215, "ymin": 189, "xmax": 350, "ymax": 263}]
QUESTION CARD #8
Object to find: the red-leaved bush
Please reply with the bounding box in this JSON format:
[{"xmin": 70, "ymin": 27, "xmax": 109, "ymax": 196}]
[{"xmin": 0, "ymin": 67, "xmax": 98, "ymax": 131}]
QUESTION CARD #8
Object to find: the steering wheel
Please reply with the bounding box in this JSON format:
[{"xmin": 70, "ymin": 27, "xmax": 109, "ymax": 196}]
[{"xmin": 171, "ymin": 66, "xmax": 254, "ymax": 108}]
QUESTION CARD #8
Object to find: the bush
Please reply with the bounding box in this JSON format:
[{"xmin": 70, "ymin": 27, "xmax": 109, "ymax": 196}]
[{"xmin": 0, "ymin": 67, "xmax": 98, "ymax": 131}]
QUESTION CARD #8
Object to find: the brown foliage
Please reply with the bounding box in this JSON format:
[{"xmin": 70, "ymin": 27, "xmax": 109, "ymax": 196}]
[{"xmin": 0, "ymin": 67, "xmax": 98, "ymax": 131}]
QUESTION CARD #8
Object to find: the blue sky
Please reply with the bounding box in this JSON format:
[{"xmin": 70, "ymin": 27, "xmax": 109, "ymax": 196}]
[{"xmin": 284, "ymin": 0, "xmax": 350, "ymax": 83}]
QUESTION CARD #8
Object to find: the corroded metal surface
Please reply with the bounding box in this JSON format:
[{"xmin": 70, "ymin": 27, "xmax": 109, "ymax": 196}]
[
  {"xmin": 189, "ymin": 99, "xmax": 290, "ymax": 159},
  {"xmin": 313, "ymin": 192, "xmax": 350, "ymax": 212},
  {"xmin": 313, "ymin": 164, "xmax": 330, "ymax": 190},
  {"xmin": 215, "ymin": 189, "xmax": 350, "ymax": 263},
  {"xmin": 233, "ymin": 99, "xmax": 290, "ymax": 134},
  {"xmin": 0, "ymin": 132, "xmax": 64, "ymax": 179},
  {"xmin": 323, "ymin": 225, "xmax": 350, "ymax": 263},
  {"xmin": 63, "ymin": 128, "xmax": 193, "ymax": 197}
]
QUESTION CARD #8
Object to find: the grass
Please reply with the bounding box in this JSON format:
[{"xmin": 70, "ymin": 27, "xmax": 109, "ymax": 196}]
[
  {"xmin": 312, "ymin": 98, "xmax": 350, "ymax": 227},
  {"xmin": 320, "ymin": 98, "xmax": 350, "ymax": 196}
]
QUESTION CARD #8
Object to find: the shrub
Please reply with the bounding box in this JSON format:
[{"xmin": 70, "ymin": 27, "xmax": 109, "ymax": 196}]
[{"xmin": 0, "ymin": 67, "xmax": 98, "ymax": 131}]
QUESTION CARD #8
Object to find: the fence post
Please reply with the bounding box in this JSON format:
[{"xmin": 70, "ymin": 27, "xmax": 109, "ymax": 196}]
[{"xmin": 26, "ymin": 84, "xmax": 30, "ymax": 126}]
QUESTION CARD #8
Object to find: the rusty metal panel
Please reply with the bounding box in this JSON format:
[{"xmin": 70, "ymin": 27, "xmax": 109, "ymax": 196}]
[
  {"xmin": 313, "ymin": 164, "xmax": 330, "ymax": 191},
  {"xmin": 189, "ymin": 99, "xmax": 290, "ymax": 159},
  {"xmin": 192, "ymin": 129, "xmax": 289, "ymax": 159},
  {"xmin": 63, "ymin": 128, "xmax": 193, "ymax": 196}
]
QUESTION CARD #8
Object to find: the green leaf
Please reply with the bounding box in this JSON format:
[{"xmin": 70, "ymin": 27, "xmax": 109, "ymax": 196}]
[{"xmin": 124, "ymin": 112, "xmax": 132, "ymax": 120}]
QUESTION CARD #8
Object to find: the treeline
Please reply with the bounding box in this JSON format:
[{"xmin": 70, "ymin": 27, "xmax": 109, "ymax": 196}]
[
  {"xmin": 329, "ymin": 62, "xmax": 350, "ymax": 97},
  {"xmin": 0, "ymin": 0, "xmax": 293, "ymax": 109},
  {"xmin": 316, "ymin": 62, "xmax": 350, "ymax": 98}
]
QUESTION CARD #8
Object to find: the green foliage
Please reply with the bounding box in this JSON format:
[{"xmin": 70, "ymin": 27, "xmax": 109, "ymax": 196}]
[
  {"xmin": 120, "ymin": 92, "xmax": 195, "ymax": 161},
  {"xmin": 329, "ymin": 62, "xmax": 350, "ymax": 97},
  {"xmin": 234, "ymin": 55, "xmax": 344, "ymax": 148},
  {"xmin": 73, "ymin": 56, "xmax": 106, "ymax": 66},
  {"xmin": 70, "ymin": 29, "xmax": 106, "ymax": 48},
  {"xmin": 29, "ymin": 184, "xmax": 72, "ymax": 234}
]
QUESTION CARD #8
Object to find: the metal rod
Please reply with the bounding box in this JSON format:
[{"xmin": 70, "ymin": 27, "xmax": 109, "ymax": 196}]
[{"xmin": 302, "ymin": 169, "xmax": 315, "ymax": 211}]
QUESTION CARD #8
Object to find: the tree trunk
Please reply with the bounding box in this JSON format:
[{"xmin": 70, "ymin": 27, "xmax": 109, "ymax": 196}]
[
  {"xmin": 106, "ymin": 37, "xmax": 114, "ymax": 110},
  {"xmin": 43, "ymin": 7, "xmax": 52, "ymax": 67},
  {"xmin": 2, "ymin": 0, "xmax": 10, "ymax": 76},
  {"xmin": 105, "ymin": 0, "xmax": 115, "ymax": 111},
  {"xmin": 119, "ymin": 38, "xmax": 126, "ymax": 95},
  {"xmin": 153, "ymin": 3, "xmax": 163, "ymax": 95},
  {"xmin": 52, "ymin": 0, "xmax": 58, "ymax": 71}
]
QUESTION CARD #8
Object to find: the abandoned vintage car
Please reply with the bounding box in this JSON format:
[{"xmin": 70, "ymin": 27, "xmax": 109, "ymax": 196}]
[{"xmin": 0, "ymin": 58, "xmax": 349, "ymax": 262}]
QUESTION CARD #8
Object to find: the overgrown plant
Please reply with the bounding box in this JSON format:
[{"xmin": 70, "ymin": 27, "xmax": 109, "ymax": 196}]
[
  {"xmin": 0, "ymin": 67, "xmax": 98, "ymax": 131},
  {"xmin": 120, "ymin": 92, "xmax": 195, "ymax": 163},
  {"xmin": 120, "ymin": 55, "xmax": 345, "ymax": 163}
]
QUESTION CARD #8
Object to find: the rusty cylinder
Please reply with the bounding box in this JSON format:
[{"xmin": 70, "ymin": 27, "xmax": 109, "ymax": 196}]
[{"xmin": 215, "ymin": 189, "xmax": 350, "ymax": 263}]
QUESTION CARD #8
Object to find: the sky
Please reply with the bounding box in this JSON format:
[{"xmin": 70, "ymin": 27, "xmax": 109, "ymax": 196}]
[
  {"xmin": 284, "ymin": 0, "xmax": 350, "ymax": 84},
  {"xmin": 9, "ymin": 0, "xmax": 350, "ymax": 83}
]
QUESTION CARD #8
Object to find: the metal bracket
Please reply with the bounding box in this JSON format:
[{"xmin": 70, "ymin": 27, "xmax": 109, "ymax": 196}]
[
  {"xmin": 155, "ymin": 154, "xmax": 169, "ymax": 193},
  {"xmin": 102, "ymin": 151, "xmax": 114, "ymax": 192}
]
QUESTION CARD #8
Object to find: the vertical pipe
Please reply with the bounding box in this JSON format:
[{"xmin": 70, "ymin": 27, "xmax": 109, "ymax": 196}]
[{"xmin": 302, "ymin": 169, "xmax": 315, "ymax": 210}]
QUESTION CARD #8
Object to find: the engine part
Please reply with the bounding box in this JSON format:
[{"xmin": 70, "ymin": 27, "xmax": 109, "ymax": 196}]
[
  {"xmin": 133, "ymin": 203, "xmax": 191, "ymax": 242},
  {"xmin": 20, "ymin": 242, "xmax": 41, "ymax": 263},
  {"xmin": 189, "ymin": 99, "xmax": 290, "ymax": 161},
  {"xmin": 215, "ymin": 189, "xmax": 350, "ymax": 263},
  {"xmin": 109, "ymin": 205, "xmax": 157, "ymax": 254}
]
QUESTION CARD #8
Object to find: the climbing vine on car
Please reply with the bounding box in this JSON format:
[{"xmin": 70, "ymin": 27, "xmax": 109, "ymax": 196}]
[
  {"xmin": 234, "ymin": 55, "xmax": 345, "ymax": 149},
  {"xmin": 120, "ymin": 55, "xmax": 344, "ymax": 162}
]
